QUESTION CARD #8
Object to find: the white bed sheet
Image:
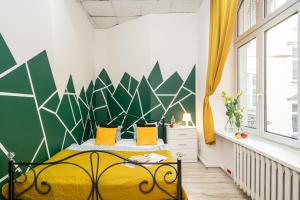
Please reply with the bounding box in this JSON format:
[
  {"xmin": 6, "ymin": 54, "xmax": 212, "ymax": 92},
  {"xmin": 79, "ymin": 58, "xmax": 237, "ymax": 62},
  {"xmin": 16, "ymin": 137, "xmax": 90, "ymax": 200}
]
[{"xmin": 67, "ymin": 139, "xmax": 168, "ymax": 152}]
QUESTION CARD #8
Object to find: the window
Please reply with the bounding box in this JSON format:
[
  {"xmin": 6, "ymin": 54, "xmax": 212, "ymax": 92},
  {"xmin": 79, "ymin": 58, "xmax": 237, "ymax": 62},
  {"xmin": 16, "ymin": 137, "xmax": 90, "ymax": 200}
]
[
  {"xmin": 238, "ymin": 39, "xmax": 257, "ymax": 129},
  {"xmin": 265, "ymin": 0, "xmax": 293, "ymax": 16},
  {"xmin": 292, "ymin": 103, "xmax": 298, "ymax": 137},
  {"xmin": 265, "ymin": 14, "xmax": 298, "ymax": 138},
  {"xmin": 292, "ymin": 47, "xmax": 298, "ymax": 81},
  {"xmin": 238, "ymin": 0, "xmax": 256, "ymax": 35},
  {"xmin": 236, "ymin": 0, "xmax": 300, "ymax": 148}
]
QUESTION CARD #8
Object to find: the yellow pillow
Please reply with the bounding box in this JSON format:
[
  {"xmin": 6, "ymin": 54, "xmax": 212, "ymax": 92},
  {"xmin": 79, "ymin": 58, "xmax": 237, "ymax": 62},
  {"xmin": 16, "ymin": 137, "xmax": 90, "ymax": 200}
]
[
  {"xmin": 95, "ymin": 127, "xmax": 117, "ymax": 146},
  {"xmin": 136, "ymin": 127, "xmax": 157, "ymax": 145}
]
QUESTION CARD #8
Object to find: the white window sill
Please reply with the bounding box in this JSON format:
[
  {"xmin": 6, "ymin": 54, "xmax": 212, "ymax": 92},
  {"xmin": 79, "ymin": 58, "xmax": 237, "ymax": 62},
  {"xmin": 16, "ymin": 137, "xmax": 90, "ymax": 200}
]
[{"xmin": 216, "ymin": 130, "xmax": 300, "ymax": 173}]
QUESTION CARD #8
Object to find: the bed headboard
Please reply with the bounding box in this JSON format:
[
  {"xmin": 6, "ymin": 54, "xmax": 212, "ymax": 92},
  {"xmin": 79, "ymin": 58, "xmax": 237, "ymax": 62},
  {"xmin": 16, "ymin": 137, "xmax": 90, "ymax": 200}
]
[{"xmin": 91, "ymin": 113, "xmax": 167, "ymax": 143}]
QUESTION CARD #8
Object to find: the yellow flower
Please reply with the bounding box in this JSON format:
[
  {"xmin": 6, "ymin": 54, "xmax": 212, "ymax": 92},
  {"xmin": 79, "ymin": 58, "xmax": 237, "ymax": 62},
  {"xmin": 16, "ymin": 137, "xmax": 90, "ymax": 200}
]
[
  {"xmin": 236, "ymin": 91, "xmax": 242, "ymax": 97},
  {"xmin": 221, "ymin": 91, "xmax": 226, "ymax": 98}
]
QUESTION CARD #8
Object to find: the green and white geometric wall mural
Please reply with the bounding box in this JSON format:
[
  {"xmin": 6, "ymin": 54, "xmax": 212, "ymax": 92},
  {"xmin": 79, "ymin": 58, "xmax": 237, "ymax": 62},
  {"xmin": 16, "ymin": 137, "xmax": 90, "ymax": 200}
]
[
  {"xmin": 93, "ymin": 62, "xmax": 196, "ymax": 139},
  {"xmin": 0, "ymin": 34, "xmax": 96, "ymax": 188},
  {"xmin": 0, "ymin": 33, "xmax": 195, "ymax": 190}
]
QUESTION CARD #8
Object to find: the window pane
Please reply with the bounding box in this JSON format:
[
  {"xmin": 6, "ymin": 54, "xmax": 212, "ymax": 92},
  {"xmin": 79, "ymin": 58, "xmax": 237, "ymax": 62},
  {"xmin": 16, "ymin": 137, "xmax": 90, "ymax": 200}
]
[
  {"xmin": 265, "ymin": 0, "xmax": 292, "ymax": 16},
  {"xmin": 265, "ymin": 14, "xmax": 298, "ymax": 139},
  {"xmin": 238, "ymin": 0, "xmax": 256, "ymax": 36},
  {"xmin": 238, "ymin": 39, "xmax": 257, "ymax": 129}
]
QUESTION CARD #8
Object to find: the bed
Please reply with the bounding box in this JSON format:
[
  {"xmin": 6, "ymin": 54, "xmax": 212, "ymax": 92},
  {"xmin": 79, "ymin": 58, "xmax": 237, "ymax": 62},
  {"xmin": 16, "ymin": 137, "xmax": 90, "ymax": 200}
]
[{"xmin": 2, "ymin": 117, "xmax": 188, "ymax": 200}]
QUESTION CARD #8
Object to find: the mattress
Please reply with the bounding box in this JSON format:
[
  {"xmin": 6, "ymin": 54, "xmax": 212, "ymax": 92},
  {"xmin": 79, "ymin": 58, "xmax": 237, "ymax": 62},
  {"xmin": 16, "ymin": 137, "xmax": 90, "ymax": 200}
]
[{"xmin": 67, "ymin": 139, "xmax": 169, "ymax": 152}]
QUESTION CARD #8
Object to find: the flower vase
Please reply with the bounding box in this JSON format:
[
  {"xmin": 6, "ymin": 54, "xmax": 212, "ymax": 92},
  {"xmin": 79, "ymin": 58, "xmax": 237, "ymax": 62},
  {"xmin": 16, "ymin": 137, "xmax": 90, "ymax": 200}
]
[{"xmin": 224, "ymin": 117, "xmax": 236, "ymax": 133}]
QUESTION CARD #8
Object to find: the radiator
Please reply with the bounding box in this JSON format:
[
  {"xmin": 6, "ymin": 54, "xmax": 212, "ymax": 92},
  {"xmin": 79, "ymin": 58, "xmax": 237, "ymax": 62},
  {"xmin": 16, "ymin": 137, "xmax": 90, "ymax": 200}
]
[{"xmin": 233, "ymin": 144, "xmax": 300, "ymax": 200}]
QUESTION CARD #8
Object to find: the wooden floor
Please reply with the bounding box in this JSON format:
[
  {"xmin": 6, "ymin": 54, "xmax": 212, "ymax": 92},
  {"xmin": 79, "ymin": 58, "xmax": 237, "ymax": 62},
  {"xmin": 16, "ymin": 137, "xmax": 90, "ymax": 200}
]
[{"xmin": 182, "ymin": 162, "xmax": 250, "ymax": 200}]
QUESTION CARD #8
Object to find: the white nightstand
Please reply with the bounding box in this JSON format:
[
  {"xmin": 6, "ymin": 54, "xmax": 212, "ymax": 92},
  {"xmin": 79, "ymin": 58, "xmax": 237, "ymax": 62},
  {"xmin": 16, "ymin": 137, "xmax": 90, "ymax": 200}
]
[{"xmin": 167, "ymin": 126, "xmax": 197, "ymax": 162}]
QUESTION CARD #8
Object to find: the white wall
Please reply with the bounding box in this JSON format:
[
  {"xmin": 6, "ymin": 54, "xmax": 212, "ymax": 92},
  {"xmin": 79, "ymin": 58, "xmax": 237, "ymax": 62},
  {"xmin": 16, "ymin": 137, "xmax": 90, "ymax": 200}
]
[
  {"xmin": 196, "ymin": 0, "xmax": 235, "ymax": 170},
  {"xmin": 94, "ymin": 13, "xmax": 198, "ymax": 84},
  {"xmin": 0, "ymin": 0, "xmax": 95, "ymax": 96}
]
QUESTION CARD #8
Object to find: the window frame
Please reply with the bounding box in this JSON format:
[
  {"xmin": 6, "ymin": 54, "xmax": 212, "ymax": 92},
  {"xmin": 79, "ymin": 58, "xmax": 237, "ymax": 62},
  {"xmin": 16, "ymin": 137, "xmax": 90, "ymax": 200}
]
[{"xmin": 235, "ymin": 0, "xmax": 300, "ymax": 148}]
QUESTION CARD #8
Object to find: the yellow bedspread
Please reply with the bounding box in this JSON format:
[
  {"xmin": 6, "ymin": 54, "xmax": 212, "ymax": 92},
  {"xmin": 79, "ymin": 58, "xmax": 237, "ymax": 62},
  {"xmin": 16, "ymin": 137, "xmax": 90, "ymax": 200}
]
[{"xmin": 2, "ymin": 149, "xmax": 188, "ymax": 200}]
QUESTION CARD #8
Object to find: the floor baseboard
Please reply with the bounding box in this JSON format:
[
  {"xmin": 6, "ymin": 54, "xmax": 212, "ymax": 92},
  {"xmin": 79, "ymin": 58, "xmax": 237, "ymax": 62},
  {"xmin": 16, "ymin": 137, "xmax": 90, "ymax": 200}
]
[{"xmin": 197, "ymin": 155, "xmax": 219, "ymax": 168}]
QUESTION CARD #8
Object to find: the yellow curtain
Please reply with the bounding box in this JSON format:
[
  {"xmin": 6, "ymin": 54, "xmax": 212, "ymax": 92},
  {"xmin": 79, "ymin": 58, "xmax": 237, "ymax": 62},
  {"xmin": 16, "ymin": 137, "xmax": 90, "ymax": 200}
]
[{"xmin": 203, "ymin": 0, "xmax": 238, "ymax": 144}]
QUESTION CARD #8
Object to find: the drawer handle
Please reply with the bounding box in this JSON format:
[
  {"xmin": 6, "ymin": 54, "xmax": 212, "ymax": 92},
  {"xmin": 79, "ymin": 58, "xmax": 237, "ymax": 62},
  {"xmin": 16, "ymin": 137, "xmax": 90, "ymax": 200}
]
[
  {"xmin": 178, "ymin": 144, "xmax": 187, "ymax": 146},
  {"xmin": 177, "ymin": 134, "xmax": 187, "ymax": 136}
]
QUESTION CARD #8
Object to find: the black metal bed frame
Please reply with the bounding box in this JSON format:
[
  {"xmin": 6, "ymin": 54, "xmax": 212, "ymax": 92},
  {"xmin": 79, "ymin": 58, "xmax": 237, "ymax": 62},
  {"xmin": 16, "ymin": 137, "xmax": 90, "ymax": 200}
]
[{"xmin": 6, "ymin": 115, "xmax": 183, "ymax": 200}]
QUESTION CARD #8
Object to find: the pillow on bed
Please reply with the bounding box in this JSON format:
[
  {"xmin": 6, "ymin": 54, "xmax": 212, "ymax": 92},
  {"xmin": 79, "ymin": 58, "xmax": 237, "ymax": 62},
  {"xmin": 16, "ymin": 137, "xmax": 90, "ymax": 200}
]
[
  {"xmin": 133, "ymin": 122, "xmax": 158, "ymax": 140},
  {"xmin": 98, "ymin": 124, "xmax": 122, "ymax": 141},
  {"xmin": 136, "ymin": 127, "xmax": 157, "ymax": 145},
  {"xmin": 95, "ymin": 127, "xmax": 117, "ymax": 145}
]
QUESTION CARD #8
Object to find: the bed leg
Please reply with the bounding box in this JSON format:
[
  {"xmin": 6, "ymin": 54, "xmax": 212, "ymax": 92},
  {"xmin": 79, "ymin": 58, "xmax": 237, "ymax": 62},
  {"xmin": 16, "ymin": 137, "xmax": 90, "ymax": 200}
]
[
  {"xmin": 8, "ymin": 159, "xmax": 14, "ymax": 200},
  {"xmin": 177, "ymin": 159, "xmax": 182, "ymax": 200}
]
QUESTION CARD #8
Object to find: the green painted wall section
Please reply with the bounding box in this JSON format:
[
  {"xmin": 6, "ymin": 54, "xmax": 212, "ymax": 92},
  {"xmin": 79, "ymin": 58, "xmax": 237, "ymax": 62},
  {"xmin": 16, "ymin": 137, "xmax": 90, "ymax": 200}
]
[
  {"xmin": 93, "ymin": 62, "xmax": 196, "ymax": 140},
  {"xmin": 0, "ymin": 34, "xmax": 196, "ymax": 192},
  {"xmin": 0, "ymin": 34, "xmax": 96, "ymax": 190}
]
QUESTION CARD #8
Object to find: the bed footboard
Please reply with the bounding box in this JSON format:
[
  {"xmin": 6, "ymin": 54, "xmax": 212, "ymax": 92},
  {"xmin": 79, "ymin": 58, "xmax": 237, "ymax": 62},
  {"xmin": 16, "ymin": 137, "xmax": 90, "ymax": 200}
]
[{"xmin": 6, "ymin": 150, "xmax": 183, "ymax": 200}]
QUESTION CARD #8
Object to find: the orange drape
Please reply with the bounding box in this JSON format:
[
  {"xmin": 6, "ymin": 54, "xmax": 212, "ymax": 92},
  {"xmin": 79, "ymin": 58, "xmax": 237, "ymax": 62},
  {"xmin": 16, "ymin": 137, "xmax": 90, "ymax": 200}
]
[{"xmin": 203, "ymin": 0, "xmax": 239, "ymax": 144}]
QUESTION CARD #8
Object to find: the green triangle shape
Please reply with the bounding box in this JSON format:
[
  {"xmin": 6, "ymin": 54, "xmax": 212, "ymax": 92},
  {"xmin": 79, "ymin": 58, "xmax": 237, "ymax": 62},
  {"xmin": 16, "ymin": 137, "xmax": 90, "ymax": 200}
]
[
  {"xmin": 63, "ymin": 133, "xmax": 76, "ymax": 149},
  {"xmin": 0, "ymin": 96, "xmax": 44, "ymax": 164},
  {"xmin": 94, "ymin": 107, "xmax": 109, "ymax": 124},
  {"xmin": 156, "ymin": 72, "xmax": 183, "ymax": 94},
  {"xmin": 65, "ymin": 76, "xmax": 75, "ymax": 93},
  {"xmin": 181, "ymin": 94, "xmax": 196, "ymax": 123},
  {"xmin": 127, "ymin": 92, "xmax": 142, "ymax": 118},
  {"xmin": 184, "ymin": 65, "xmax": 196, "ymax": 92},
  {"xmin": 123, "ymin": 92, "xmax": 142, "ymax": 129},
  {"xmin": 158, "ymin": 96, "xmax": 174, "ymax": 109},
  {"xmin": 0, "ymin": 34, "xmax": 16, "ymax": 73},
  {"xmin": 120, "ymin": 73, "xmax": 130, "ymax": 89},
  {"xmin": 69, "ymin": 95, "xmax": 81, "ymax": 123},
  {"xmin": 0, "ymin": 63, "xmax": 32, "ymax": 94},
  {"xmin": 98, "ymin": 69, "xmax": 112, "ymax": 86},
  {"xmin": 57, "ymin": 94, "xmax": 76, "ymax": 130},
  {"xmin": 40, "ymin": 109, "xmax": 65, "ymax": 156},
  {"xmin": 79, "ymin": 88, "xmax": 88, "ymax": 105},
  {"xmin": 148, "ymin": 61, "xmax": 163, "ymax": 90},
  {"xmin": 173, "ymin": 88, "xmax": 190, "ymax": 103},
  {"xmin": 32, "ymin": 142, "xmax": 49, "ymax": 163},
  {"xmin": 79, "ymin": 97, "xmax": 89, "ymax": 124},
  {"xmin": 94, "ymin": 78, "xmax": 105, "ymax": 91},
  {"xmin": 86, "ymin": 81, "xmax": 94, "ymax": 105},
  {"xmin": 27, "ymin": 51, "xmax": 57, "ymax": 106},
  {"xmin": 104, "ymin": 88, "xmax": 123, "ymax": 119},
  {"xmin": 138, "ymin": 76, "xmax": 160, "ymax": 114},
  {"xmin": 44, "ymin": 92, "xmax": 60, "ymax": 111},
  {"xmin": 94, "ymin": 90, "xmax": 106, "ymax": 108},
  {"xmin": 129, "ymin": 77, "xmax": 138, "ymax": 95},
  {"xmin": 72, "ymin": 121, "xmax": 84, "ymax": 143},
  {"xmin": 113, "ymin": 84, "xmax": 132, "ymax": 110},
  {"xmin": 82, "ymin": 122, "xmax": 91, "ymax": 142}
]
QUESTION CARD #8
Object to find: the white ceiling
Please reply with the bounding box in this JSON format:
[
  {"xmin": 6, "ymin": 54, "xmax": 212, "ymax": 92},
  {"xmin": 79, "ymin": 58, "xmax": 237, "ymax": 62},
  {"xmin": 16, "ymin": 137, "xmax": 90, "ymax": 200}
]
[{"xmin": 81, "ymin": 0, "xmax": 203, "ymax": 29}]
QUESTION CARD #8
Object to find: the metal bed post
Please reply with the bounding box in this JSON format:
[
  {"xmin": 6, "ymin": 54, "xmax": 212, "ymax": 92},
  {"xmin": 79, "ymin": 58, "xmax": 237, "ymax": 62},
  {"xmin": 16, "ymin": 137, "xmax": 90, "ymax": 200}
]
[
  {"xmin": 161, "ymin": 117, "xmax": 166, "ymax": 143},
  {"xmin": 177, "ymin": 158, "xmax": 182, "ymax": 200},
  {"xmin": 8, "ymin": 155, "xmax": 14, "ymax": 200}
]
